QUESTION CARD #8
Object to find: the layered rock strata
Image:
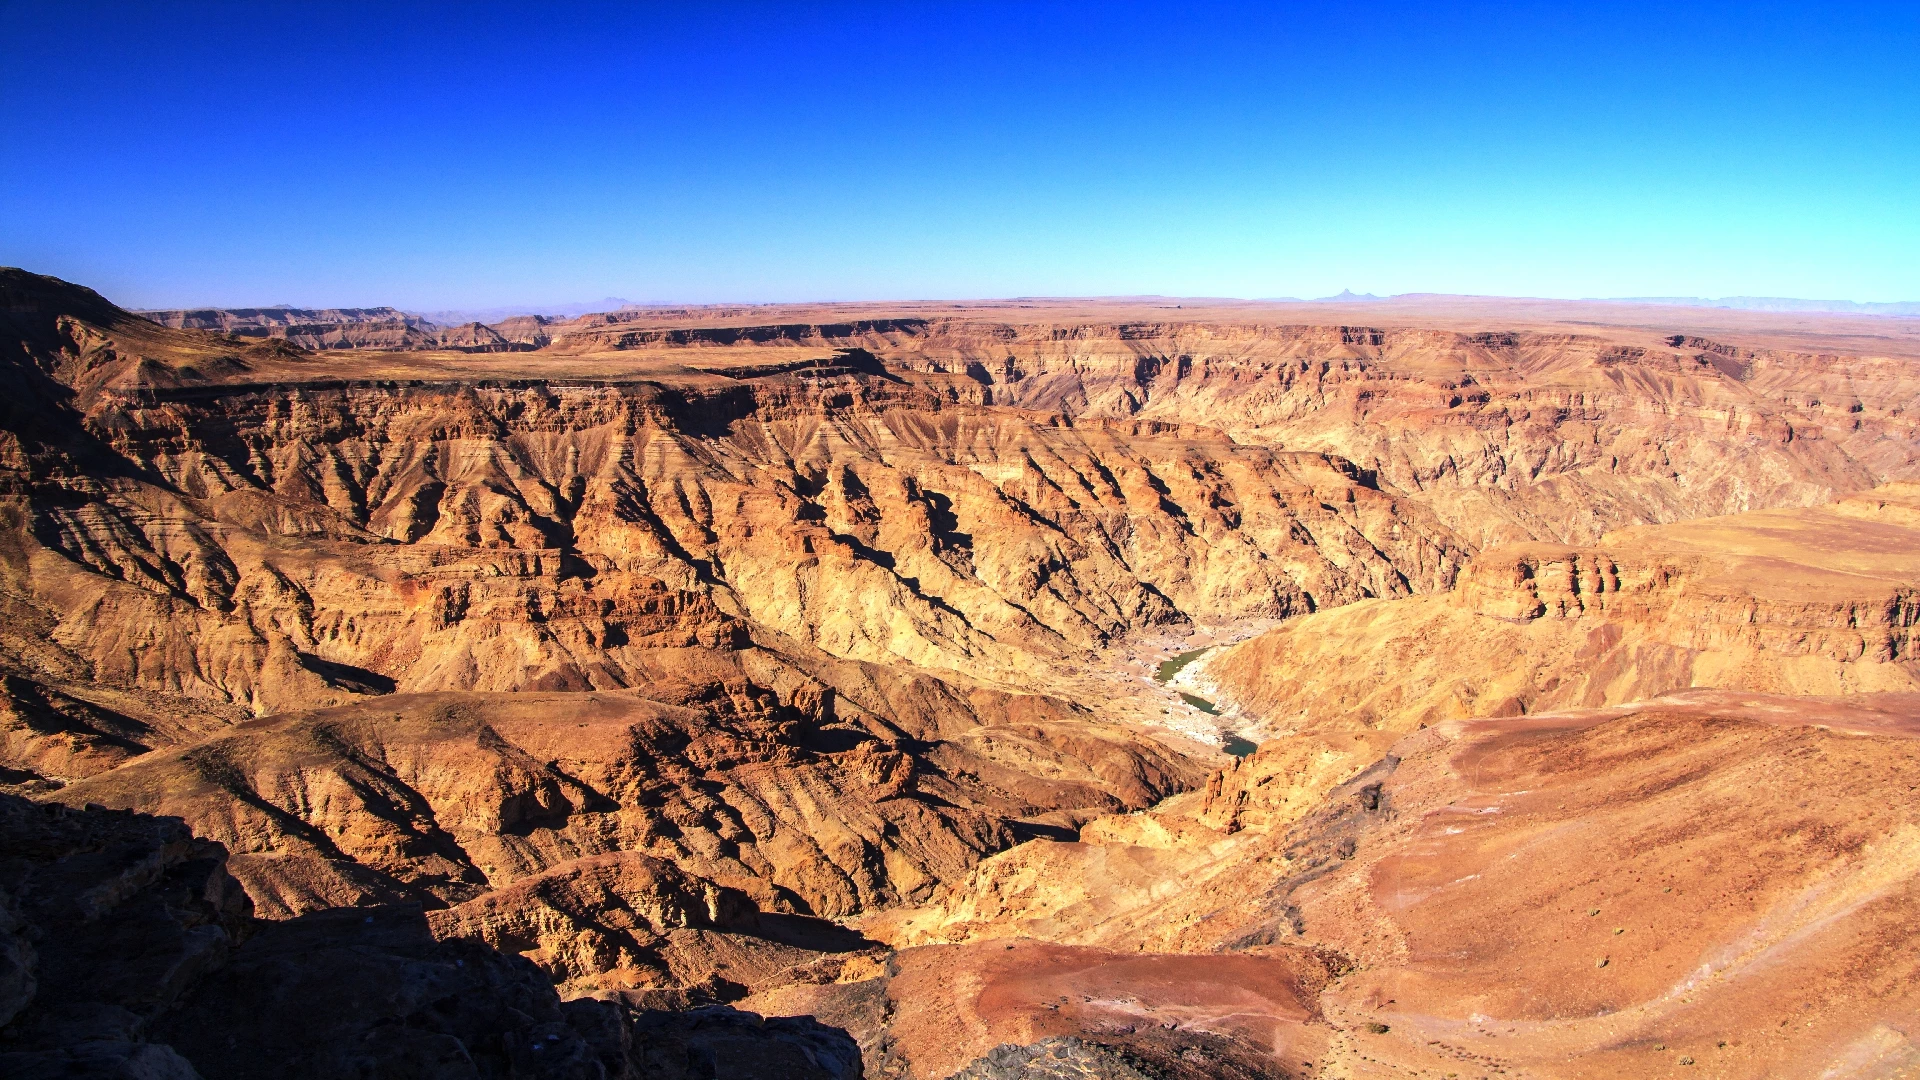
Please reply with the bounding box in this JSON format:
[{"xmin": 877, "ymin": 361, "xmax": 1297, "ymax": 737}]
[
  {"xmin": 1205, "ymin": 483, "xmax": 1920, "ymax": 753},
  {"xmin": 541, "ymin": 315, "xmax": 1920, "ymax": 546},
  {"xmin": 13, "ymin": 269, "xmax": 1920, "ymax": 1077},
  {"xmin": 49, "ymin": 657, "xmax": 1195, "ymax": 930}
]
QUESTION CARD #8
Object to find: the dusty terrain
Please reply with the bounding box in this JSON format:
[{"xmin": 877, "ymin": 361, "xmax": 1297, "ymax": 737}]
[
  {"xmin": 5, "ymin": 266, "xmax": 1920, "ymax": 1077},
  {"xmin": 868, "ymin": 690, "xmax": 1920, "ymax": 1077}
]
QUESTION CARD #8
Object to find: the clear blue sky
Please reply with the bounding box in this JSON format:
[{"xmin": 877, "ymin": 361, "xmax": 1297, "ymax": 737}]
[{"xmin": 3, "ymin": 1, "xmax": 1915, "ymax": 309}]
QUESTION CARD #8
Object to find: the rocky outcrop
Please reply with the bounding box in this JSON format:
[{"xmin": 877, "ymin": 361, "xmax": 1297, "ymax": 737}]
[
  {"xmin": 523, "ymin": 314, "xmax": 1920, "ymax": 547},
  {"xmin": 48, "ymin": 654, "xmax": 1197, "ymax": 937},
  {"xmin": 1206, "ymin": 484, "xmax": 1920, "ymax": 751},
  {"xmin": 0, "ymin": 794, "xmax": 251, "ymax": 1061},
  {"xmin": 0, "ymin": 794, "xmax": 878, "ymax": 1079},
  {"xmin": 134, "ymin": 307, "xmax": 537, "ymax": 354},
  {"xmin": 947, "ymin": 1037, "xmax": 1155, "ymax": 1080},
  {"xmin": 866, "ymin": 692, "xmax": 1920, "ymax": 1077},
  {"xmin": 0, "ymin": 676, "xmax": 160, "ymax": 791},
  {"xmin": 154, "ymin": 906, "xmax": 639, "ymax": 1080},
  {"xmin": 0, "ymin": 794, "xmax": 642, "ymax": 1079},
  {"xmin": 422, "ymin": 853, "xmax": 761, "ymax": 991},
  {"xmin": 627, "ymin": 1006, "xmax": 861, "ymax": 1080}
]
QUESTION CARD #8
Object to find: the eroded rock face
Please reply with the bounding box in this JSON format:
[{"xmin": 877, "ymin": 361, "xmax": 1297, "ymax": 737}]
[
  {"xmin": 947, "ymin": 1037, "xmax": 1156, "ymax": 1080},
  {"xmin": 38, "ymin": 378, "xmax": 1460, "ymax": 707},
  {"xmin": 48, "ymin": 656, "xmax": 1196, "ymax": 931},
  {"xmin": 423, "ymin": 852, "xmax": 762, "ymax": 991},
  {"xmin": 154, "ymin": 906, "xmax": 637, "ymax": 1080},
  {"xmin": 2, "ymin": 269, "xmax": 1476, "ymax": 795},
  {"xmin": 15, "ymin": 270, "xmax": 1920, "ymax": 1077},
  {"xmin": 135, "ymin": 307, "xmax": 452, "ymax": 353},
  {"xmin": 540, "ymin": 315, "xmax": 1920, "ymax": 547},
  {"xmin": 14, "ymin": 270, "xmax": 1917, "ymax": 776},
  {"xmin": 0, "ymin": 795, "xmax": 877, "ymax": 1080},
  {"xmin": 866, "ymin": 693, "xmax": 1920, "ymax": 1077},
  {"xmin": 1205, "ymin": 483, "xmax": 1920, "ymax": 755},
  {"xmin": 0, "ymin": 794, "xmax": 251, "ymax": 1056}
]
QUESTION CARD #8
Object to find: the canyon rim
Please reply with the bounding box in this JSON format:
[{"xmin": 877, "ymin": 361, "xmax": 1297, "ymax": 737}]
[{"xmin": 2, "ymin": 269, "xmax": 1919, "ymax": 1078}]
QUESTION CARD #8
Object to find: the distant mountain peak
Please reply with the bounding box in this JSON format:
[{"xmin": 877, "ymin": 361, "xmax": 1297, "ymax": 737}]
[{"xmin": 1318, "ymin": 289, "xmax": 1383, "ymax": 302}]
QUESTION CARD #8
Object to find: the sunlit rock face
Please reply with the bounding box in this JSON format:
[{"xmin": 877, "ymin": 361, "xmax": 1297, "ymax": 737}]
[{"xmin": 9, "ymin": 267, "xmax": 1920, "ymax": 1078}]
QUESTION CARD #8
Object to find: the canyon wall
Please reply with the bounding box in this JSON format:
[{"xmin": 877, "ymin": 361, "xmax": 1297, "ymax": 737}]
[
  {"xmin": 12, "ymin": 268, "xmax": 1920, "ymax": 1077},
  {"xmin": 544, "ymin": 316, "xmax": 1920, "ymax": 546},
  {"xmin": 1207, "ymin": 482, "xmax": 1920, "ymax": 742}
]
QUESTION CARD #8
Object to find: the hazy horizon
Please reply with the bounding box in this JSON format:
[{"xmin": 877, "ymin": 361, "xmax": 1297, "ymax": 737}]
[{"xmin": 110, "ymin": 288, "xmax": 1920, "ymax": 324}]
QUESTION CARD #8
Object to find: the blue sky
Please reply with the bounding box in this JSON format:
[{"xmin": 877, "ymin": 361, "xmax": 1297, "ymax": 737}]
[{"xmin": 2, "ymin": 1, "xmax": 1915, "ymax": 308}]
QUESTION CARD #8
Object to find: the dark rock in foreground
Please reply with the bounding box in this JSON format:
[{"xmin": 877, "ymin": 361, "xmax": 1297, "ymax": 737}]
[
  {"xmin": 948, "ymin": 1037, "xmax": 1156, "ymax": 1080},
  {"xmin": 0, "ymin": 795, "xmax": 861, "ymax": 1079}
]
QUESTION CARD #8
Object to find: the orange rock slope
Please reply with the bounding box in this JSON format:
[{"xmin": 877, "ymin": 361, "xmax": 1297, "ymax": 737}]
[
  {"xmin": 1202, "ymin": 482, "xmax": 1920, "ymax": 749},
  {"xmin": 868, "ymin": 691, "xmax": 1920, "ymax": 1077},
  {"xmin": 9, "ymin": 266, "xmax": 1920, "ymax": 1077}
]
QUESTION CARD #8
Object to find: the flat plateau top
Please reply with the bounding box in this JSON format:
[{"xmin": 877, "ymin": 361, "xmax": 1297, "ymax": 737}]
[{"xmin": 497, "ymin": 294, "xmax": 1920, "ymax": 360}]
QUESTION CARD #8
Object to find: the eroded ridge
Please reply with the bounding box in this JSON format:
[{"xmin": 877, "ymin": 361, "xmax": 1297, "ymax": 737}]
[{"xmin": 7, "ymin": 268, "xmax": 1920, "ymax": 1077}]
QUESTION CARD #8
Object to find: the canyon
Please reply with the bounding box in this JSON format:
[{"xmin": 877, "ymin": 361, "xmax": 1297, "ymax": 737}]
[{"xmin": 4, "ymin": 266, "xmax": 1920, "ymax": 1078}]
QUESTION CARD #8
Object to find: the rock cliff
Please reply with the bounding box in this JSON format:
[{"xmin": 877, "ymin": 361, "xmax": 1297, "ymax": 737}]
[
  {"xmin": 13, "ymin": 268, "xmax": 1920, "ymax": 1077},
  {"xmin": 50, "ymin": 660, "xmax": 1195, "ymax": 927},
  {"xmin": 1207, "ymin": 483, "xmax": 1920, "ymax": 745},
  {"xmin": 536, "ymin": 315, "xmax": 1920, "ymax": 547}
]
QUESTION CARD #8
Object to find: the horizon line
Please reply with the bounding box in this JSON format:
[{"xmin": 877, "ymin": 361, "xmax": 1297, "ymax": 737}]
[{"xmin": 121, "ymin": 291, "xmax": 1920, "ymax": 324}]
